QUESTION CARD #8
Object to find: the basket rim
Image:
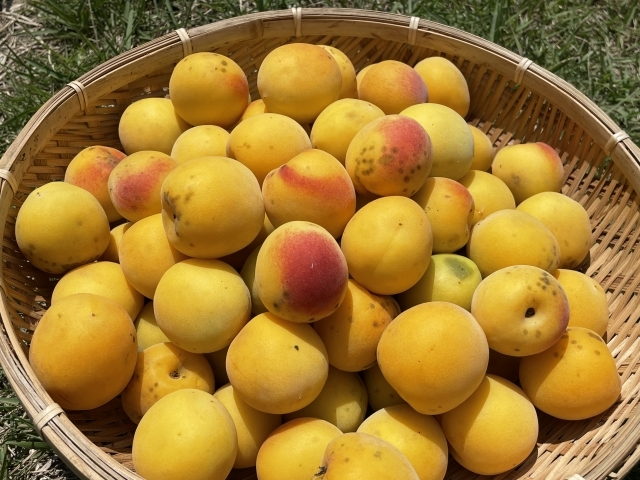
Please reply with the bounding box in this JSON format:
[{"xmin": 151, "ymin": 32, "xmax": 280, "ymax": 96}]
[{"xmin": 0, "ymin": 7, "xmax": 639, "ymax": 480}]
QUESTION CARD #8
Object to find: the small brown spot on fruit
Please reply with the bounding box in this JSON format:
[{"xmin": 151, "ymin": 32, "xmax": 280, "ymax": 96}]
[
  {"xmin": 595, "ymin": 350, "xmax": 601, "ymax": 355},
  {"xmin": 294, "ymin": 345, "xmax": 299, "ymax": 351},
  {"xmin": 525, "ymin": 308, "xmax": 535, "ymax": 317},
  {"xmin": 170, "ymin": 370, "xmax": 180, "ymax": 379}
]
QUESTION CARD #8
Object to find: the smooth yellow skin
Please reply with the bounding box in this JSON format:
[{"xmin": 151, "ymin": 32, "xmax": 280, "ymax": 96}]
[
  {"xmin": 154, "ymin": 258, "xmax": 250, "ymax": 353},
  {"xmin": 170, "ymin": 125, "xmax": 230, "ymax": 164},
  {"xmin": 64, "ymin": 146, "xmax": 126, "ymax": 222},
  {"xmin": 214, "ymin": 383, "xmax": 282, "ymax": 469},
  {"xmin": 520, "ymin": 327, "xmax": 621, "ymax": 420},
  {"xmin": 362, "ymin": 364, "xmax": 407, "ymax": 412},
  {"xmin": 319, "ymin": 45, "xmax": 358, "ymax": 99},
  {"xmin": 256, "ymin": 418, "xmax": 342, "ymax": 480},
  {"xmin": 98, "ymin": 222, "xmax": 130, "ymax": 263},
  {"xmin": 356, "ymin": 64, "xmax": 375, "ymax": 96},
  {"xmin": 412, "ymin": 177, "xmax": 474, "ymax": 253},
  {"xmin": 16, "ymin": 182, "xmax": 110, "ymax": 274},
  {"xmin": 118, "ymin": 97, "xmax": 190, "ymax": 155},
  {"xmin": 401, "ymin": 103, "xmax": 474, "ymax": 180},
  {"xmin": 553, "ymin": 269, "xmax": 608, "ymax": 336},
  {"xmin": 377, "ymin": 302, "xmax": 489, "ymax": 415},
  {"xmin": 341, "ymin": 196, "xmax": 432, "ymax": 295},
  {"xmin": 314, "ymin": 279, "xmax": 400, "ymax": 372},
  {"xmin": 358, "ymin": 404, "xmax": 448, "ymax": 480},
  {"xmin": 467, "ymin": 209, "xmax": 561, "ymax": 277},
  {"xmin": 517, "ymin": 191, "xmax": 592, "ymax": 269},
  {"xmin": 161, "ymin": 156, "xmax": 264, "ymax": 258},
  {"xmin": 311, "ymin": 98, "xmax": 385, "ymax": 164},
  {"xmin": 468, "ymin": 126, "xmax": 494, "ymax": 171},
  {"xmin": 119, "ymin": 214, "xmax": 189, "ymax": 298},
  {"xmin": 226, "ymin": 312, "xmax": 329, "ymax": 414},
  {"xmin": 121, "ymin": 342, "xmax": 214, "ymax": 424},
  {"xmin": 284, "ymin": 366, "xmax": 368, "ymax": 433},
  {"xmin": 441, "ymin": 375, "xmax": 539, "ymax": 475},
  {"xmin": 318, "ymin": 432, "xmax": 419, "ymax": 480},
  {"xmin": 134, "ymin": 301, "xmax": 170, "ymax": 352},
  {"xmin": 51, "ymin": 261, "xmax": 144, "ymax": 320},
  {"xmin": 471, "ymin": 265, "xmax": 570, "ymax": 356},
  {"xmin": 29, "ymin": 293, "xmax": 137, "ymax": 410},
  {"xmin": 492, "ymin": 142, "xmax": 565, "ymax": 204},
  {"xmin": 169, "ymin": 52, "xmax": 249, "ymax": 127},
  {"xmin": 132, "ymin": 389, "xmax": 237, "ymax": 480},
  {"xmin": 486, "ymin": 349, "xmax": 521, "ymax": 384},
  {"xmin": 458, "ymin": 169, "xmax": 515, "ymax": 226},
  {"xmin": 108, "ymin": 150, "xmax": 178, "ymax": 223},
  {"xmin": 204, "ymin": 347, "xmax": 229, "ymax": 387},
  {"xmin": 240, "ymin": 99, "xmax": 268, "ymax": 121},
  {"xmin": 240, "ymin": 245, "xmax": 269, "ymax": 316},
  {"xmin": 218, "ymin": 213, "xmax": 274, "ymax": 269},
  {"xmin": 397, "ymin": 254, "xmax": 482, "ymax": 312},
  {"xmin": 414, "ymin": 56, "xmax": 470, "ymax": 118},
  {"xmin": 258, "ymin": 43, "xmax": 342, "ymax": 123},
  {"xmin": 227, "ymin": 113, "xmax": 311, "ymax": 186},
  {"xmin": 263, "ymin": 149, "xmax": 356, "ymax": 238},
  {"xmin": 255, "ymin": 221, "xmax": 349, "ymax": 323},
  {"xmin": 359, "ymin": 60, "xmax": 428, "ymax": 115},
  {"xmin": 345, "ymin": 115, "xmax": 433, "ymax": 197}
]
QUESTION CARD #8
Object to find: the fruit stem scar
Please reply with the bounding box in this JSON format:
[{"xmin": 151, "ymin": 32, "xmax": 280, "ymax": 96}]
[{"xmin": 525, "ymin": 308, "xmax": 535, "ymax": 317}]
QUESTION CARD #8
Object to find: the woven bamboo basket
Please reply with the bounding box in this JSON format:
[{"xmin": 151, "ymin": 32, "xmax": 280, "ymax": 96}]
[{"xmin": 1, "ymin": 7, "xmax": 640, "ymax": 480}]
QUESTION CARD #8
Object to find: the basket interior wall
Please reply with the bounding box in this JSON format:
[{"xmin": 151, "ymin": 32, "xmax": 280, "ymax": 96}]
[{"xmin": 2, "ymin": 30, "xmax": 640, "ymax": 480}]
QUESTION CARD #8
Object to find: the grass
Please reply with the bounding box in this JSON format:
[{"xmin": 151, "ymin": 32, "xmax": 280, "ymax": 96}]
[{"xmin": 0, "ymin": 0, "xmax": 639, "ymax": 478}]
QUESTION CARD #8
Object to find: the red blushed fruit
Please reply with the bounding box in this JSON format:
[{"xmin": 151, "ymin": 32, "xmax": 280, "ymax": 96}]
[
  {"xmin": 279, "ymin": 229, "xmax": 348, "ymax": 320},
  {"xmin": 276, "ymin": 163, "xmax": 354, "ymax": 209}
]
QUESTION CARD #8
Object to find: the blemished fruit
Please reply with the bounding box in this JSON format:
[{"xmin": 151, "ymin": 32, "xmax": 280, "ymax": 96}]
[
  {"xmin": 517, "ymin": 191, "xmax": 592, "ymax": 269},
  {"xmin": 396, "ymin": 254, "xmax": 482, "ymax": 312},
  {"xmin": 413, "ymin": 56, "xmax": 470, "ymax": 118},
  {"xmin": 411, "ymin": 177, "xmax": 474, "ymax": 253},
  {"xmin": 170, "ymin": 125, "xmax": 230, "ymax": 164},
  {"xmin": 359, "ymin": 60, "xmax": 428, "ymax": 115},
  {"xmin": 51, "ymin": 261, "xmax": 144, "ymax": 321},
  {"xmin": 492, "ymin": 142, "xmax": 565, "ymax": 204},
  {"xmin": 553, "ymin": 269, "xmax": 609, "ymax": 336},
  {"xmin": 213, "ymin": 383, "xmax": 282, "ymax": 469},
  {"xmin": 64, "ymin": 146, "xmax": 126, "ymax": 222},
  {"xmin": 121, "ymin": 342, "xmax": 215, "ymax": 424},
  {"xmin": 314, "ymin": 279, "xmax": 400, "ymax": 372},
  {"xmin": 400, "ymin": 103, "xmax": 474, "ymax": 180},
  {"xmin": 317, "ymin": 432, "xmax": 420, "ymax": 479},
  {"xmin": 467, "ymin": 209, "xmax": 561, "ymax": 277},
  {"xmin": 345, "ymin": 115, "xmax": 433, "ymax": 197},
  {"xmin": 311, "ymin": 98, "xmax": 385, "ymax": 164},
  {"xmin": 358, "ymin": 404, "xmax": 448, "ymax": 480},
  {"xmin": 519, "ymin": 327, "xmax": 621, "ymax": 420},
  {"xmin": 262, "ymin": 149, "xmax": 356, "ymax": 238},
  {"xmin": 161, "ymin": 156, "xmax": 264, "ymax": 258},
  {"xmin": 227, "ymin": 113, "xmax": 312, "ymax": 186},
  {"xmin": 255, "ymin": 221, "xmax": 349, "ymax": 323},
  {"xmin": 169, "ymin": 52, "xmax": 249, "ymax": 127},
  {"xmin": 29, "ymin": 293, "xmax": 137, "ymax": 410},
  {"xmin": 471, "ymin": 265, "xmax": 570, "ymax": 356},
  {"xmin": 377, "ymin": 301, "xmax": 489, "ymax": 415},
  {"xmin": 132, "ymin": 389, "xmax": 237, "ymax": 480},
  {"xmin": 257, "ymin": 43, "xmax": 342, "ymax": 123},
  {"xmin": 256, "ymin": 418, "xmax": 342, "ymax": 480},
  {"xmin": 284, "ymin": 366, "xmax": 368, "ymax": 432},
  {"xmin": 16, "ymin": 182, "xmax": 110, "ymax": 274},
  {"xmin": 226, "ymin": 312, "xmax": 329, "ymax": 414},
  {"xmin": 118, "ymin": 213, "xmax": 189, "ymax": 299},
  {"xmin": 441, "ymin": 375, "xmax": 539, "ymax": 475},
  {"xmin": 118, "ymin": 97, "xmax": 190, "ymax": 155},
  {"xmin": 108, "ymin": 150, "xmax": 177, "ymax": 223},
  {"xmin": 154, "ymin": 258, "xmax": 251, "ymax": 353},
  {"xmin": 341, "ymin": 196, "xmax": 432, "ymax": 295}
]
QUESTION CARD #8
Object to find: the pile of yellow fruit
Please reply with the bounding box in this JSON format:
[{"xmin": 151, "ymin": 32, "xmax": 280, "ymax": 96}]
[{"xmin": 17, "ymin": 42, "xmax": 621, "ymax": 480}]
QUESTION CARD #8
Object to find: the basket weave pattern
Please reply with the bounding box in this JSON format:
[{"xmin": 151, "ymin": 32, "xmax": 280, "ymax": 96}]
[{"xmin": 1, "ymin": 8, "xmax": 640, "ymax": 480}]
